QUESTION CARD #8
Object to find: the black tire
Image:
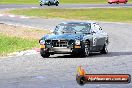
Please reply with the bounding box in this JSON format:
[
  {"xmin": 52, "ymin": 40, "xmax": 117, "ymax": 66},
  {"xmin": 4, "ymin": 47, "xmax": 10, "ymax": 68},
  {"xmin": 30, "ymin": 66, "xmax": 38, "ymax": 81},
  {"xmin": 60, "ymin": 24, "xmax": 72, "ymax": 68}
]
[
  {"xmin": 55, "ymin": 2, "xmax": 59, "ymax": 6},
  {"xmin": 40, "ymin": 4, "xmax": 42, "ymax": 6},
  {"xmin": 40, "ymin": 49, "xmax": 50, "ymax": 58},
  {"xmin": 40, "ymin": 3, "xmax": 43, "ymax": 6},
  {"xmin": 84, "ymin": 41, "xmax": 90, "ymax": 57},
  {"xmin": 124, "ymin": 2, "xmax": 127, "ymax": 4},
  {"xmin": 116, "ymin": 2, "xmax": 119, "ymax": 4},
  {"xmin": 100, "ymin": 44, "xmax": 108, "ymax": 54},
  {"xmin": 108, "ymin": 2, "xmax": 112, "ymax": 4},
  {"xmin": 48, "ymin": 2, "xmax": 51, "ymax": 6}
]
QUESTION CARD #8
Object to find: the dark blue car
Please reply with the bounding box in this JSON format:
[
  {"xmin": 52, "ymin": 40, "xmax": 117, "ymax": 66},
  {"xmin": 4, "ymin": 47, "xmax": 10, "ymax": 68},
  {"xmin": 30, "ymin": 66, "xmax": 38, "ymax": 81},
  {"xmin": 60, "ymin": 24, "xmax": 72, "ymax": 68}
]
[{"xmin": 39, "ymin": 22, "xmax": 109, "ymax": 58}]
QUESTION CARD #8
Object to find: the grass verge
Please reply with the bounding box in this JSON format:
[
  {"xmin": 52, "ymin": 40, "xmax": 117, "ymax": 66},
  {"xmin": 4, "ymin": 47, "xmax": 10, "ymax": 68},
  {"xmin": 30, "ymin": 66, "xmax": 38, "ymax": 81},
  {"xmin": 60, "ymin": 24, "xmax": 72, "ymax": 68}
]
[
  {"xmin": 9, "ymin": 8, "xmax": 132, "ymax": 23},
  {"xmin": 0, "ymin": 24, "xmax": 50, "ymax": 56},
  {"xmin": 0, "ymin": 0, "xmax": 37, "ymax": 4},
  {"xmin": 0, "ymin": 34, "xmax": 38, "ymax": 56}
]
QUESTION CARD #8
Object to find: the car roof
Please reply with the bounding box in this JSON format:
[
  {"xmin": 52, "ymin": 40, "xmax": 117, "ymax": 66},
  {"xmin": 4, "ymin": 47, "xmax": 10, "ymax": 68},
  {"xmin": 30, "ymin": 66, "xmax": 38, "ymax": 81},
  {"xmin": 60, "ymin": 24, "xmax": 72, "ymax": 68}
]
[{"xmin": 60, "ymin": 21, "xmax": 97, "ymax": 25}]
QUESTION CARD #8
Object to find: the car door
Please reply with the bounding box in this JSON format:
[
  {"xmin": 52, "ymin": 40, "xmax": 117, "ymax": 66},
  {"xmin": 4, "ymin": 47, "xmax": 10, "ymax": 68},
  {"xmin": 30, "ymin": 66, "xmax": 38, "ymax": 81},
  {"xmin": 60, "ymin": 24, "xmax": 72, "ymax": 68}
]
[
  {"xmin": 90, "ymin": 28, "xmax": 98, "ymax": 51},
  {"xmin": 91, "ymin": 24, "xmax": 105, "ymax": 51},
  {"xmin": 52, "ymin": 0, "xmax": 56, "ymax": 3},
  {"xmin": 97, "ymin": 27, "xmax": 106, "ymax": 47}
]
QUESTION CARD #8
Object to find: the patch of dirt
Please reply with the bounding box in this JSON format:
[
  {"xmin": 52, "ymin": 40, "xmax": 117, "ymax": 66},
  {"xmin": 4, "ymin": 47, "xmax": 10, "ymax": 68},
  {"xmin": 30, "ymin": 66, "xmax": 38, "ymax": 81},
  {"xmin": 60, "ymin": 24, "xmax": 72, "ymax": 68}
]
[{"xmin": 0, "ymin": 23, "xmax": 51, "ymax": 39}]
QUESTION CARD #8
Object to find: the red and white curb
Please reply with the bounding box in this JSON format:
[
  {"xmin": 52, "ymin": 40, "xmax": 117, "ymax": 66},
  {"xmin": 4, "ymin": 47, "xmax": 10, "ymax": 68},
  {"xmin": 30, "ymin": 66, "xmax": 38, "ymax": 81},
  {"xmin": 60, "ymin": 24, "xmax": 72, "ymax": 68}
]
[
  {"xmin": 0, "ymin": 14, "xmax": 29, "ymax": 19},
  {"xmin": 8, "ymin": 48, "xmax": 40, "ymax": 57},
  {"xmin": 0, "ymin": 14, "xmax": 4, "ymax": 16},
  {"xmin": 31, "ymin": 7, "xmax": 39, "ymax": 9},
  {"xmin": 34, "ymin": 48, "xmax": 40, "ymax": 52}
]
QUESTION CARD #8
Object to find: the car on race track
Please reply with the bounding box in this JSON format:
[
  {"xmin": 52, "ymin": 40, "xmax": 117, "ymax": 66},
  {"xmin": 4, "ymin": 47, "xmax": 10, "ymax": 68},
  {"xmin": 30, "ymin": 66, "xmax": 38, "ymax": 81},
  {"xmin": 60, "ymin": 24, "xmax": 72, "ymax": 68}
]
[
  {"xmin": 108, "ymin": 0, "xmax": 128, "ymax": 4},
  {"xmin": 39, "ymin": 22, "xmax": 109, "ymax": 58},
  {"xmin": 39, "ymin": 0, "xmax": 59, "ymax": 6}
]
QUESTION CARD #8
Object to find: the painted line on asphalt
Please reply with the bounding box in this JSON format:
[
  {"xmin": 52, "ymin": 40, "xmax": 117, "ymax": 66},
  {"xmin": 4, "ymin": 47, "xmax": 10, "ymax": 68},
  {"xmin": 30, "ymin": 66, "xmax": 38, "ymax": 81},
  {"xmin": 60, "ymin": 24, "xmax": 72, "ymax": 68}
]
[
  {"xmin": 0, "ymin": 14, "xmax": 4, "ymax": 16},
  {"xmin": 8, "ymin": 15, "xmax": 15, "ymax": 18},
  {"xmin": 0, "ymin": 14, "xmax": 30, "ymax": 19},
  {"xmin": 0, "ymin": 22, "xmax": 47, "ymax": 31},
  {"xmin": 31, "ymin": 7, "xmax": 39, "ymax": 9},
  {"xmin": 8, "ymin": 49, "xmax": 39, "ymax": 57},
  {"xmin": 20, "ymin": 16, "xmax": 30, "ymax": 19}
]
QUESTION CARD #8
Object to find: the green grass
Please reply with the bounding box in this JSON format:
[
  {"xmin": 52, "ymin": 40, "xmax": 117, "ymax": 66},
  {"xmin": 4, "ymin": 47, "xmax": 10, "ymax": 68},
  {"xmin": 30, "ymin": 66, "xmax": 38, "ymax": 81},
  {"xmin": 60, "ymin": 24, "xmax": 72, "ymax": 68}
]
[
  {"xmin": 0, "ymin": 0, "xmax": 38, "ymax": 4},
  {"xmin": 9, "ymin": 8, "xmax": 132, "ymax": 22},
  {"xmin": 0, "ymin": 34, "xmax": 38, "ymax": 56},
  {"xmin": 1, "ymin": 0, "xmax": 132, "ymax": 4}
]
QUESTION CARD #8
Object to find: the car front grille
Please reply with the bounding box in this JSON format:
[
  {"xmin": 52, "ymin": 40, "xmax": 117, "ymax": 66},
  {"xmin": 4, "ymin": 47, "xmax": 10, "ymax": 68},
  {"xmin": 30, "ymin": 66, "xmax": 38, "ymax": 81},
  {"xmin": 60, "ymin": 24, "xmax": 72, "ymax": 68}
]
[
  {"xmin": 45, "ymin": 40, "xmax": 74, "ymax": 47},
  {"xmin": 52, "ymin": 40, "xmax": 68, "ymax": 47}
]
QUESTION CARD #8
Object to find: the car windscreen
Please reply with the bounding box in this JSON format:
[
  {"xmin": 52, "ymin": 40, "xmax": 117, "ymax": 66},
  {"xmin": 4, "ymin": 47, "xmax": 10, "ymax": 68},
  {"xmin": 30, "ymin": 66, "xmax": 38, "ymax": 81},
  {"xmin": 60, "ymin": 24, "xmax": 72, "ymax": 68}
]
[{"xmin": 54, "ymin": 23, "xmax": 91, "ymax": 34}]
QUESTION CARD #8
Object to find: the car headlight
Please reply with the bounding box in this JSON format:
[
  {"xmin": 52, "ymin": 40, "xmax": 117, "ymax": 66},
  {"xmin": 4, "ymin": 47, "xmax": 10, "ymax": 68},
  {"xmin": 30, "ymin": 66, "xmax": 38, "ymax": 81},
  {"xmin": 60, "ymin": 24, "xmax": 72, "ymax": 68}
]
[
  {"xmin": 40, "ymin": 40, "xmax": 45, "ymax": 45},
  {"xmin": 75, "ymin": 40, "xmax": 80, "ymax": 45}
]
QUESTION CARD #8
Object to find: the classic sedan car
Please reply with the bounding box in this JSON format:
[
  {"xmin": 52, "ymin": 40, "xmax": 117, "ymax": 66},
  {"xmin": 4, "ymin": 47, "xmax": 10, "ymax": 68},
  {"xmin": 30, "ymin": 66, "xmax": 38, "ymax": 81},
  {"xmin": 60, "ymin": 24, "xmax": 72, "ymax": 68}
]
[
  {"xmin": 39, "ymin": 22, "xmax": 109, "ymax": 58},
  {"xmin": 39, "ymin": 0, "xmax": 59, "ymax": 6}
]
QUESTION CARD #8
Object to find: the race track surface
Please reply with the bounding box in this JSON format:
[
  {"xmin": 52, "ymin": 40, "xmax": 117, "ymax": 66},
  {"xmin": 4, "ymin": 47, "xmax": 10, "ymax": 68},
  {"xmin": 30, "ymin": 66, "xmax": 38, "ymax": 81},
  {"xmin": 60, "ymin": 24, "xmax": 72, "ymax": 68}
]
[
  {"xmin": 0, "ymin": 4, "xmax": 132, "ymax": 88},
  {"xmin": 0, "ymin": 4, "xmax": 132, "ymax": 10}
]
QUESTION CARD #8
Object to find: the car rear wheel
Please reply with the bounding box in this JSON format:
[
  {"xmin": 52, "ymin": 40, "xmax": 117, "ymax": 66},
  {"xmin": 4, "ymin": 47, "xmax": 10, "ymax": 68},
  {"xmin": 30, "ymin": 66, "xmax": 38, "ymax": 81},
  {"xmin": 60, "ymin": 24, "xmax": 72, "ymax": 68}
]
[
  {"xmin": 116, "ymin": 2, "xmax": 119, "ymax": 4},
  {"xmin": 48, "ymin": 2, "xmax": 51, "ymax": 6},
  {"xmin": 100, "ymin": 44, "xmax": 108, "ymax": 54},
  {"xmin": 56, "ymin": 2, "xmax": 59, "ymax": 6},
  {"xmin": 40, "ymin": 49, "xmax": 50, "ymax": 58},
  {"xmin": 108, "ymin": 2, "xmax": 112, "ymax": 4},
  {"xmin": 40, "ymin": 4, "xmax": 42, "ymax": 6}
]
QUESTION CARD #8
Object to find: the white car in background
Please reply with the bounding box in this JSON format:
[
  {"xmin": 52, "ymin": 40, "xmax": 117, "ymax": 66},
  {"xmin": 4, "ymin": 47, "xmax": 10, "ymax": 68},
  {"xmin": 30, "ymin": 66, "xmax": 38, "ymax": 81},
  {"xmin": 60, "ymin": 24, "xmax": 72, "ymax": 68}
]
[{"xmin": 39, "ymin": 0, "xmax": 59, "ymax": 6}]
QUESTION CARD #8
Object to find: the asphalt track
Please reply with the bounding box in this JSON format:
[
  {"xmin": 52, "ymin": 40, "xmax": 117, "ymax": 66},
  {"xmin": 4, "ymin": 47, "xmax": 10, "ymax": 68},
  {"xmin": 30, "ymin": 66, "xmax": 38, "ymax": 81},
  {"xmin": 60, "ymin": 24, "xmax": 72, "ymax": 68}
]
[
  {"xmin": 0, "ymin": 4, "xmax": 132, "ymax": 10},
  {"xmin": 0, "ymin": 4, "xmax": 132, "ymax": 88}
]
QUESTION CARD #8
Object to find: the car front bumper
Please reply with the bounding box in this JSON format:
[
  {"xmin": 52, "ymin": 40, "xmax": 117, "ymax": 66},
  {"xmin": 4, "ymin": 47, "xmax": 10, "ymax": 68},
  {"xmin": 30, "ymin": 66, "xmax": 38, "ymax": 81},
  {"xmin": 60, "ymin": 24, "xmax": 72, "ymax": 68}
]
[
  {"xmin": 41, "ymin": 46, "xmax": 82, "ymax": 54},
  {"xmin": 49, "ymin": 47, "xmax": 72, "ymax": 54}
]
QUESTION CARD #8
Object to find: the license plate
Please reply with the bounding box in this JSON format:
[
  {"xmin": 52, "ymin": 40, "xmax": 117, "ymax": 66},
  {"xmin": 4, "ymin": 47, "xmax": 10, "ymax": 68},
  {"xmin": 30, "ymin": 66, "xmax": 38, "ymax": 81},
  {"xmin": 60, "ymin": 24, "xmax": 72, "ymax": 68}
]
[
  {"xmin": 75, "ymin": 45, "xmax": 81, "ymax": 48},
  {"xmin": 40, "ymin": 45, "xmax": 45, "ymax": 48}
]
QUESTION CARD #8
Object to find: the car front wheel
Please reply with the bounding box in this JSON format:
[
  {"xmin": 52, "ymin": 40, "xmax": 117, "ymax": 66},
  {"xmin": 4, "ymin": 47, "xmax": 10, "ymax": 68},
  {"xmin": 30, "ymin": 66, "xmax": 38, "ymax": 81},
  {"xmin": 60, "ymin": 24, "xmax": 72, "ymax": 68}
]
[
  {"xmin": 40, "ymin": 4, "xmax": 42, "ymax": 6},
  {"xmin": 40, "ymin": 49, "xmax": 50, "ymax": 58},
  {"xmin": 100, "ymin": 44, "xmax": 108, "ymax": 54},
  {"xmin": 108, "ymin": 2, "xmax": 112, "ymax": 4},
  {"xmin": 55, "ymin": 2, "xmax": 59, "ymax": 6}
]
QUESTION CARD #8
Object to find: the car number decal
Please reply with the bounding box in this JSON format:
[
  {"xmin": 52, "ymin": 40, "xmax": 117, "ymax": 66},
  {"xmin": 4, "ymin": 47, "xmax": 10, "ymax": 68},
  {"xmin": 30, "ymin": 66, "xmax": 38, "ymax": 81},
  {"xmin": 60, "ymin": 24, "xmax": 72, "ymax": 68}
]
[{"xmin": 93, "ymin": 37, "xmax": 97, "ymax": 46}]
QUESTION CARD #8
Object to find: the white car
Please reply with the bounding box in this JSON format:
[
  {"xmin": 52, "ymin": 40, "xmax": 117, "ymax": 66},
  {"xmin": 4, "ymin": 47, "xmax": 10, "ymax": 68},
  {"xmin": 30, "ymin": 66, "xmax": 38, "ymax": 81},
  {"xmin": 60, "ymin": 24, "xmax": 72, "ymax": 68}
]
[{"xmin": 39, "ymin": 0, "xmax": 59, "ymax": 6}]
